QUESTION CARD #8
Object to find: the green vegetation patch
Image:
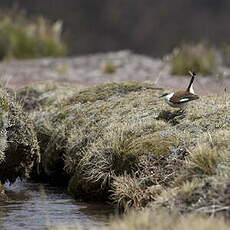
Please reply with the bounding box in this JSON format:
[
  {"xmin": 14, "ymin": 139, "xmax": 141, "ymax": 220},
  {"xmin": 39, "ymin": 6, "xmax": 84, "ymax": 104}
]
[
  {"xmin": 0, "ymin": 8, "xmax": 67, "ymax": 60},
  {"xmin": 170, "ymin": 43, "xmax": 217, "ymax": 76}
]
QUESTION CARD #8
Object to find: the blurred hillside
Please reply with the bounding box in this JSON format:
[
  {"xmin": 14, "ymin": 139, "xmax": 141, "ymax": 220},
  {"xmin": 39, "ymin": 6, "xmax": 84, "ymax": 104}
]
[{"xmin": 0, "ymin": 0, "xmax": 230, "ymax": 57}]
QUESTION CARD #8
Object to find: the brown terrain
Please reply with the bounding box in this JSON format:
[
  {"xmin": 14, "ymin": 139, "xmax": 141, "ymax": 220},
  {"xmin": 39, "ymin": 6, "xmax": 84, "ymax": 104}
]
[{"xmin": 1, "ymin": 51, "xmax": 230, "ymax": 95}]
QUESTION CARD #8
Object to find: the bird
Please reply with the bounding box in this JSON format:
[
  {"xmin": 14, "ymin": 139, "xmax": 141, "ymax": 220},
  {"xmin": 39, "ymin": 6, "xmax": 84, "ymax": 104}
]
[{"xmin": 160, "ymin": 71, "xmax": 199, "ymax": 110}]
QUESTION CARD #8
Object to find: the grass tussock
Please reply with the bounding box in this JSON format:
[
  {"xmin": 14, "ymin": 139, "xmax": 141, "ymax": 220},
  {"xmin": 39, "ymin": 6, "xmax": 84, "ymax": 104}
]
[
  {"xmin": 0, "ymin": 8, "xmax": 67, "ymax": 60},
  {"xmin": 111, "ymin": 175, "xmax": 162, "ymax": 211},
  {"xmin": 182, "ymin": 130, "xmax": 230, "ymax": 178},
  {"xmin": 170, "ymin": 43, "xmax": 217, "ymax": 76}
]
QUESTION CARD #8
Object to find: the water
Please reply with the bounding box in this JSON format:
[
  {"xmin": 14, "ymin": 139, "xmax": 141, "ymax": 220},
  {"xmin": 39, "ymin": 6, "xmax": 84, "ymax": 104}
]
[{"xmin": 0, "ymin": 179, "xmax": 114, "ymax": 230}]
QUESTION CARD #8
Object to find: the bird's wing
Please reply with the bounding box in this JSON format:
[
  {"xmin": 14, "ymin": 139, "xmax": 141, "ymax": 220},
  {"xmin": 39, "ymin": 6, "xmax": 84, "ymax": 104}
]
[{"xmin": 170, "ymin": 91, "xmax": 199, "ymax": 104}]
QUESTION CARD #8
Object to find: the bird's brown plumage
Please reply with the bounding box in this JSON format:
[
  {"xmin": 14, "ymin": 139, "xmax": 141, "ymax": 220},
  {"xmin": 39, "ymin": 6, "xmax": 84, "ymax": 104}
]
[{"xmin": 169, "ymin": 90, "xmax": 199, "ymax": 105}]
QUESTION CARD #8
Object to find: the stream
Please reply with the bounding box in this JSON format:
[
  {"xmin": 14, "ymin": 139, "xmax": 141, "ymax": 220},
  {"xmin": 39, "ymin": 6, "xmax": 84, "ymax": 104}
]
[{"xmin": 0, "ymin": 179, "xmax": 115, "ymax": 230}]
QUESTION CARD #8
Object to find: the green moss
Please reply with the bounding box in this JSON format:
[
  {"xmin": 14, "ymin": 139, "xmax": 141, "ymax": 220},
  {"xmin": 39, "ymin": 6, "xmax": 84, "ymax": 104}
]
[{"xmin": 170, "ymin": 43, "xmax": 217, "ymax": 76}]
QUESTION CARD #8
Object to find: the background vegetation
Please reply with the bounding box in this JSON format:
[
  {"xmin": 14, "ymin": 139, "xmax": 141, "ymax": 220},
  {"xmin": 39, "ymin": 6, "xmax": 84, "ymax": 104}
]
[
  {"xmin": 170, "ymin": 43, "xmax": 218, "ymax": 76},
  {"xmin": 0, "ymin": 8, "xmax": 67, "ymax": 60},
  {"xmin": 1, "ymin": 0, "xmax": 230, "ymax": 57}
]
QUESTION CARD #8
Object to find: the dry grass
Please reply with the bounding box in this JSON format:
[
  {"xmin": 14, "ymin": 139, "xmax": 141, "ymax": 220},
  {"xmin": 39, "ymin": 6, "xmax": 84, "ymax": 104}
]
[
  {"xmin": 154, "ymin": 170, "xmax": 230, "ymax": 217},
  {"xmin": 47, "ymin": 208, "xmax": 230, "ymax": 230},
  {"xmin": 107, "ymin": 209, "xmax": 230, "ymax": 230},
  {"xmin": 111, "ymin": 175, "xmax": 162, "ymax": 211},
  {"xmin": 180, "ymin": 130, "xmax": 230, "ymax": 180}
]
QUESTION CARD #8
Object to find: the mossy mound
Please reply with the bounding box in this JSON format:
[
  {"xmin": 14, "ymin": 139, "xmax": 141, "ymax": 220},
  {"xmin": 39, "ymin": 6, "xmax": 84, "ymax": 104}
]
[
  {"xmin": 0, "ymin": 86, "xmax": 40, "ymax": 183},
  {"xmin": 23, "ymin": 81, "xmax": 229, "ymax": 215}
]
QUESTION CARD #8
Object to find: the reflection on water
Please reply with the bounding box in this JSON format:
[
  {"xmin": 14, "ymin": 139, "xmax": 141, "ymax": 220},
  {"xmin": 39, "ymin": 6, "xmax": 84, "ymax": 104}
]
[{"xmin": 0, "ymin": 179, "xmax": 114, "ymax": 230}]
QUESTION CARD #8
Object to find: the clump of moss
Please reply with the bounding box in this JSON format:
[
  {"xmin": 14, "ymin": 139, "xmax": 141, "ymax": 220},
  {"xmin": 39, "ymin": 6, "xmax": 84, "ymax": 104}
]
[
  {"xmin": 0, "ymin": 8, "xmax": 67, "ymax": 60},
  {"xmin": 170, "ymin": 43, "xmax": 217, "ymax": 76},
  {"xmin": 0, "ymin": 86, "xmax": 40, "ymax": 183}
]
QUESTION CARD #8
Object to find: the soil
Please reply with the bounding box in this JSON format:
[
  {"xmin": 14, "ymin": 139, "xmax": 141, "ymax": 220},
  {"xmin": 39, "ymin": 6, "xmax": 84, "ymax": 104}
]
[{"xmin": 1, "ymin": 50, "xmax": 229, "ymax": 95}]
